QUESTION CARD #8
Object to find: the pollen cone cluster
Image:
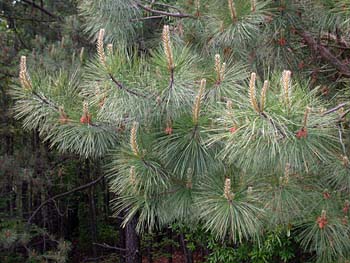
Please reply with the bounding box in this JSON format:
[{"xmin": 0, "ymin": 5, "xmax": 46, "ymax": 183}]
[
  {"xmin": 193, "ymin": 79, "xmax": 206, "ymax": 125},
  {"xmin": 19, "ymin": 56, "xmax": 32, "ymax": 90},
  {"xmin": 162, "ymin": 25, "xmax": 174, "ymax": 72},
  {"xmin": 214, "ymin": 54, "xmax": 226, "ymax": 83},
  {"xmin": 249, "ymin": 73, "xmax": 260, "ymax": 113},
  {"xmin": 224, "ymin": 178, "xmax": 234, "ymax": 201},
  {"xmin": 130, "ymin": 122, "xmax": 140, "ymax": 156},
  {"xmin": 97, "ymin": 29, "xmax": 107, "ymax": 67}
]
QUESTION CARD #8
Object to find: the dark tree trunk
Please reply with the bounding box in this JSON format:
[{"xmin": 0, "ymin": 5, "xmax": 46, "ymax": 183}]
[
  {"xmin": 118, "ymin": 210, "xmax": 126, "ymax": 263},
  {"xmin": 180, "ymin": 233, "xmax": 193, "ymax": 263},
  {"xmin": 86, "ymin": 159, "xmax": 98, "ymax": 261},
  {"xmin": 22, "ymin": 181, "xmax": 28, "ymax": 218},
  {"xmin": 167, "ymin": 228, "xmax": 173, "ymax": 263},
  {"xmin": 147, "ymin": 235, "xmax": 153, "ymax": 263},
  {"xmin": 125, "ymin": 215, "xmax": 141, "ymax": 263},
  {"xmin": 99, "ymin": 160, "xmax": 109, "ymax": 222}
]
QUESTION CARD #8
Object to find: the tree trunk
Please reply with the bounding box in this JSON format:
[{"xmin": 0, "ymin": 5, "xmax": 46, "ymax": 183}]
[
  {"xmin": 147, "ymin": 235, "xmax": 153, "ymax": 263},
  {"xmin": 125, "ymin": 215, "xmax": 141, "ymax": 263},
  {"xmin": 180, "ymin": 233, "xmax": 193, "ymax": 263},
  {"xmin": 118, "ymin": 210, "xmax": 126, "ymax": 263},
  {"xmin": 22, "ymin": 181, "xmax": 28, "ymax": 218},
  {"xmin": 86, "ymin": 159, "xmax": 98, "ymax": 261},
  {"xmin": 167, "ymin": 228, "xmax": 173, "ymax": 263}
]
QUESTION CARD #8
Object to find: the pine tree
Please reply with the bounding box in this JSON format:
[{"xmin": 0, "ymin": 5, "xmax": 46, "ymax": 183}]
[{"xmin": 11, "ymin": 1, "xmax": 350, "ymax": 262}]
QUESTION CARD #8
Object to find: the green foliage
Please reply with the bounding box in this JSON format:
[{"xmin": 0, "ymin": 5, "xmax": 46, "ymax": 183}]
[
  {"xmin": 0, "ymin": 219, "xmax": 71, "ymax": 263},
  {"xmin": 206, "ymin": 227, "xmax": 295, "ymax": 263},
  {"xmin": 78, "ymin": 0, "xmax": 141, "ymax": 46},
  {"xmin": 196, "ymin": 173, "xmax": 263, "ymax": 243},
  {"xmin": 7, "ymin": 0, "xmax": 350, "ymax": 262}
]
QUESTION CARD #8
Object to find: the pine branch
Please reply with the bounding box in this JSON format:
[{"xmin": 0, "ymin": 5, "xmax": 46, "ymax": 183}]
[
  {"xmin": 339, "ymin": 108, "xmax": 350, "ymax": 121},
  {"xmin": 299, "ymin": 31, "xmax": 350, "ymax": 77},
  {"xmin": 27, "ymin": 174, "xmax": 105, "ymax": 225},
  {"xmin": 0, "ymin": 14, "xmax": 56, "ymax": 23},
  {"xmin": 320, "ymin": 33, "xmax": 349, "ymax": 48},
  {"xmin": 260, "ymin": 112, "xmax": 286, "ymax": 139},
  {"xmin": 93, "ymin": 242, "xmax": 127, "ymax": 252},
  {"xmin": 32, "ymin": 91, "xmax": 59, "ymax": 111},
  {"xmin": 20, "ymin": 0, "xmax": 61, "ymax": 20},
  {"xmin": 136, "ymin": 2, "xmax": 195, "ymax": 18},
  {"xmin": 322, "ymin": 102, "xmax": 349, "ymax": 116},
  {"xmin": 130, "ymin": 15, "xmax": 165, "ymax": 22},
  {"xmin": 109, "ymin": 73, "xmax": 147, "ymax": 98}
]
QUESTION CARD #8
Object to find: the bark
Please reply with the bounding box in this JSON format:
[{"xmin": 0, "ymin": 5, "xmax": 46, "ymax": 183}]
[
  {"xmin": 147, "ymin": 235, "xmax": 153, "ymax": 263},
  {"xmin": 21, "ymin": 0, "xmax": 61, "ymax": 20},
  {"xmin": 167, "ymin": 228, "xmax": 173, "ymax": 263},
  {"xmin": 179, "ymin": 233, "xmax": 193, "ymax": 263},
  {"xmin": 86, "ymin": 159, "xmax": 98, "ymax": 261},
  {"xmin": 118, "ymin": 210, "xmax": 126, "ymax": 263},
  {"xmin": 299, "ymin": 31, "xmax": 350, "ymax": 77},
  {"xmin": 125, "ymin": 215, "xmax": 141, "ymax": 263},
  {"xmin": 22, "ymin": 181, "xmax": 28, "ymax": 218}
]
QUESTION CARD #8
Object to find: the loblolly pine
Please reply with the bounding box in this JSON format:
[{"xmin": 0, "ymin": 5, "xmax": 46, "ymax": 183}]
[{"xmin": 10, "ymin": 1, "xmax": 350, "ymax": 262}]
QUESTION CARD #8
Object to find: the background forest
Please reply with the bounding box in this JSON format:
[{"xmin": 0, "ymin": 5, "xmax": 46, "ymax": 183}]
[{"xmin": 1, "ymin": 0, "xmax": 350, "ymax": 262}]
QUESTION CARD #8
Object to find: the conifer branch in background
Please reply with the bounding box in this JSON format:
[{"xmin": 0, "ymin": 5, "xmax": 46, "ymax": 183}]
[
  {"xmin": 20, "ymin": 0, "xmax": 61, "ymax": 20},
  {"xmin": 298, "ymin": 31, "xmax": 350, "ymax": 77},
  {"xmin": 27, "ymin": 174, "xmax": 105, "ymax": 225}
]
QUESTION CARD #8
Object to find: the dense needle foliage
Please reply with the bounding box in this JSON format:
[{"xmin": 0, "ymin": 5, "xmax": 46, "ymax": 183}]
[{"xmin": 2, "ymin": 0, "xmax": 350, "ymax": 262}]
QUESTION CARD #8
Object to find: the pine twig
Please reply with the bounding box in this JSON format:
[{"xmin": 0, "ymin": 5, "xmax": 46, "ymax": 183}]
[
  {"xmin": 109, "ymin": 73, "xmax": 147, "ymax": 98},
  {"xmin": 32, "ymin": 91, "xmax": 59, "ymax": 111},
  {"xmin": 93, "ymin": 242, "xmax": 127, "ymax": 252},
  {"xmin": 298, "ymin": 31, "xmax": 350, "ymax": 77},
  {"xmin": 27, "ymin": 175, "xmax": 105, "ymax": 225},
  {"xmin": 339, "ymin": 108, "xmax": 350, "ymax": 121},
  {"xmin": 322, "ymin": 102, "xmax": 349, "ymax": 116},
  {"xmin": 136, "ymin": 2, "xmax": 195, "ymax": 18},
  {"xmin": 260, "ymin": 112, "xmax": 286, "ymax": 139},
  {"xmin": 20, "ymin": 0, "xmax": 61, "ymax": 20},
  {"xmin": 130, "ymin": 15, "xmax": 166, "ymax": 21}
]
